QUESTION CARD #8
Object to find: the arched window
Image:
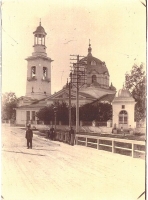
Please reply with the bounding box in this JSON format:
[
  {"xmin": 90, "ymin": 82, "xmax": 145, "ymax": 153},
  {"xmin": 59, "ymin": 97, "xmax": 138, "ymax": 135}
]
[
  {"xmin": 119, "ymin": 110, "xmax": 128, "ymax": 124},
  {"xmin": 31, "ymin": 66, "xmax": 36, "ymax": 78},
  {"xmin": 91, "ymin": 60, "xmax": 96, "ymax": 65},
  {"xmin": 92, "ymin": 75, "xmax": 97, "ymax": 83},
  {"xmin": 43, "ymin": 67, "xmax": 47, "ymax": 79}
]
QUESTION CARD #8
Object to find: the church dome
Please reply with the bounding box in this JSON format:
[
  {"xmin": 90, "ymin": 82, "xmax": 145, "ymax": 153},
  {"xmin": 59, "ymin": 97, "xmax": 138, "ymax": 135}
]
[
  {"xmin": 33, "ymin": 22, "xmax": 47, "ymax": 36},
  {"xmin": 118, "ymin": 86, "xmax": 131, "ymax": 97},
  {"xmin": 79, "ymin": 43, "xmax": 109, "ymax": 75}
]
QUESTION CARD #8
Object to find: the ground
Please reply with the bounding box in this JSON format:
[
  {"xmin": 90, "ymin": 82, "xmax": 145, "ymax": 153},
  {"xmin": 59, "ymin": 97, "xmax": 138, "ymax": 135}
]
[{"xmin": 1, "ymin": 125, "xmax": 145, "ymax": 200}]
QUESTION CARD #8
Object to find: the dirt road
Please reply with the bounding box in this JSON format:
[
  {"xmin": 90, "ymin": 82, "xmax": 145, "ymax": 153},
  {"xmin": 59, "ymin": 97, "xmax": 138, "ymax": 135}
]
[{"xmin": 1, "ymin": 126, "xmax": 145, "ymax": 200}]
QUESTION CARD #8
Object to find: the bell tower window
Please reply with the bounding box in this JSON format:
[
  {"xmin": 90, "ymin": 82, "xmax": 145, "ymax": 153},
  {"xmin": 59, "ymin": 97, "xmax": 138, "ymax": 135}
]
[
  {"xmin": 31, "ymin": 66, "xmax": 36, "ymax": 78},
  {"xmin": 43, "ymin": 67, "xmax": 47, "ymax": 79},
  {"xmin": 38, "ymin": 36, "xmax": 42, "ymax": 45}
]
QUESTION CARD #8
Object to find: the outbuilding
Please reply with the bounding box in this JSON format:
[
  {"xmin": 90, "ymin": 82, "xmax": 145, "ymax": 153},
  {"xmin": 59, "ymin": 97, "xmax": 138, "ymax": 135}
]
[{"xmin": 112, "ymin": 85, "xmax": 136, "ymax": 129}]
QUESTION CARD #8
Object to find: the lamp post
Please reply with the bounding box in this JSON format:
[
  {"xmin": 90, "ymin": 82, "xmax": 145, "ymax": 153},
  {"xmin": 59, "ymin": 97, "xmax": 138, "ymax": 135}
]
[{"xmin": 53, "ymin": 105, "xmax": 57, "ymax": 131}]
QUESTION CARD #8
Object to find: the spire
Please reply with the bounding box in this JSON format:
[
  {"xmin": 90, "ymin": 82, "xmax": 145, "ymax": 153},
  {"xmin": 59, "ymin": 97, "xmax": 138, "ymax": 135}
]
[
  {"xmin": 88, "ymin": 39, "xmax": 92, "ymax": 56},
  {"xmin": 123, "ymin": 83, "xmax": 125, "ymax": 89}
]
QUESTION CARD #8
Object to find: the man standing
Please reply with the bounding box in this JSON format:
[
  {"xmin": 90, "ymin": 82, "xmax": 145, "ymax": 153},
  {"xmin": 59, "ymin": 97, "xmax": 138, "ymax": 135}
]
[
  {"xmin": 25, "ymin": 124, "xmax": 33, "ymax": 149},
  {"xmin": 69, "ymin": 127, "xmax": 75, "ymax": 146},
  {"xmin": 47, "ymin": 128, "xmax": 50, "ymax": 139},
  {"xmin": 50, "ymin": 126, "xmax": 55, "ymax": 140}
]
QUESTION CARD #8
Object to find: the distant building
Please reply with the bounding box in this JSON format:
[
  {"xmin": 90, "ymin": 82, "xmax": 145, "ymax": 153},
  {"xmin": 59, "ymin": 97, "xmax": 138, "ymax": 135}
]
[{"xmin": 16, "ymin": 23, "xmax": 116, "ymax": 126}]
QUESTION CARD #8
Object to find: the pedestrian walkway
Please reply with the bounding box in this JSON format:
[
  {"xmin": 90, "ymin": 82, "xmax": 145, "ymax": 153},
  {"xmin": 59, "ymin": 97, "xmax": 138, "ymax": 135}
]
[{"xmin": 1, "ymin": 126, "xmax": 145, "ymax": 200}]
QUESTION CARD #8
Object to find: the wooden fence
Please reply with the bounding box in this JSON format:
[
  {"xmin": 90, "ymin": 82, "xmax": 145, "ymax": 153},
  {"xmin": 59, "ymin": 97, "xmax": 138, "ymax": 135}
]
[
  {"xmin": 55, "ymin": 132, "xmax": 145, "ymax": 159},
  {"xmin": 75, "ymin": 134, "xmax": 145, "ymax": 159}
]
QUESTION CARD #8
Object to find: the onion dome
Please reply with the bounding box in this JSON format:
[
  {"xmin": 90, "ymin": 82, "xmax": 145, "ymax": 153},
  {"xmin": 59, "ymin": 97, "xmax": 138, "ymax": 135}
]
[
  {"xmin": 63, "ymin": 79, "xmax": 69, "ymax": 89},
  {"xmin": 33, "ymin": 22, "xmax": 47, "ymax": 36},
  {"xmin": 118, "ymin": 85, "xmax": 131, "ymax": 97},
  {"xmin": 110, "ymin": 82, "xmax": 116, "ymax": 91},
  {"xmin": 79, "ymin": 42, "xmax": 109, "ymax": 75}
]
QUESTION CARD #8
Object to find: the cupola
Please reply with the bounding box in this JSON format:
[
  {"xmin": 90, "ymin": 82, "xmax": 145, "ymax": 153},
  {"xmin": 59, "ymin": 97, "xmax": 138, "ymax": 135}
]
[
  {"xmin": 32, "ymin": 20, "xmax": 47, "ymax": 56},
  {"xmin": 118, "ymin": 85, "xmax": 131, "ymax": 98}
]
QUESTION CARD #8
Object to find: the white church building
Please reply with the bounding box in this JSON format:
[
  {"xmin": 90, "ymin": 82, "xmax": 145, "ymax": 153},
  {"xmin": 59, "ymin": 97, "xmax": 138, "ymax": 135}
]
[{"xmin": 15, "ymin": 22, "xmax": 136, "ymax": 129}]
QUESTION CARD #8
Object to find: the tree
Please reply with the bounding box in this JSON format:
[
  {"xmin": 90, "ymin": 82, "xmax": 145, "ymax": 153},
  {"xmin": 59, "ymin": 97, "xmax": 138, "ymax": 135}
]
[
  {"xmin": 97, "ymin": 103, "xmax": 112, "ymax": 122},
  {"xmin": 56, "ymin": 101, "xmax": 69, "ymax": 124},
  {"xmin": 80, "ymin": 102, "xmax": 112, "ymax": 122},
  {"xmin": 80, "ymin": 104, "xmax": 98, "ymax": 121},
  {"xmin": 36, "ymin": 105, "xmax": 54, "ymax": 124},
  {"xmin": 36, "ymin": 101, "xmax": 69, "ymax": 125},
  {"xmin": 2, "ymin": 92, "xmax": 18, "ymax": 121},
  {"xmin": 125, "ymin": 63, "xmax": 146, "ymax": 121}
]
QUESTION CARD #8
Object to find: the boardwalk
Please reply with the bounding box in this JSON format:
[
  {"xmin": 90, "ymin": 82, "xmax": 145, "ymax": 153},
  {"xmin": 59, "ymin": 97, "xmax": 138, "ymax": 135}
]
[{"xmin": 2, "ymin": 126, "xmax": 145, "ymax": 200}]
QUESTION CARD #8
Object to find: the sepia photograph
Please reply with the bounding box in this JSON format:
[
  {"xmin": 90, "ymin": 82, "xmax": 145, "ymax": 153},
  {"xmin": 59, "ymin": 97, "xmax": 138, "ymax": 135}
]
[{"xmin": 1, "ymin": 0, "xmax": 146, "ymax": 199}]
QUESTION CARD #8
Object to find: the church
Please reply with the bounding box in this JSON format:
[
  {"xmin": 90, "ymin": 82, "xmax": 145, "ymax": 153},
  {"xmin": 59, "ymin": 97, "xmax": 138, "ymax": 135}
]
[{"xmin": 15, "ymin": 22, "xmax": 135, "ymax": 129}]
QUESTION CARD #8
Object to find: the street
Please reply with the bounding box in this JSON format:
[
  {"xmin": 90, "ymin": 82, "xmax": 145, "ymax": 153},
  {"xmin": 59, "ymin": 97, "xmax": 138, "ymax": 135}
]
[{"xmin": 1, "ymin": 126, "xmax": 145, "ymax": 200}]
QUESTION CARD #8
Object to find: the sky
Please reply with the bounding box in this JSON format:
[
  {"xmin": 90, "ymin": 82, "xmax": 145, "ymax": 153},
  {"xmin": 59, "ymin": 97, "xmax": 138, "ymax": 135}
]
[{"xmin": 1, "ymin": 0, "xmax": 146, "ymax": 97}]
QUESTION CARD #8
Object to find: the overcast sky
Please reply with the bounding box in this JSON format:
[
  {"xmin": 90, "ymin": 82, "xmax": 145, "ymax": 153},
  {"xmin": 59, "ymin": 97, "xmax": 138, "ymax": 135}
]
[{"xmin": 2, "ymin": 0, "xmax": 146, "ymax": 97}]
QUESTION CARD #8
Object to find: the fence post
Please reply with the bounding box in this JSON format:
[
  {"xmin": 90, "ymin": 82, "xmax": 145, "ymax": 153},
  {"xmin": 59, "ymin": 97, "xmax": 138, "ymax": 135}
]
[
  {"xmin": 97, "ymin": 139, "xmax": 99, "ymax": 150},
  {"xmin": 75, "ymin": 135, "xmax": 78, "ymax": 145},
  {"xmin": 86, "ymin": 137, "xmax": 87, "ymax": 147},
  {"xmin": 132, "ymin": 143, "xmax": 134, "ymax": 158},
  {"xmin": 112, "ymin": 140, "xmax": 115, "ymax": 153}
]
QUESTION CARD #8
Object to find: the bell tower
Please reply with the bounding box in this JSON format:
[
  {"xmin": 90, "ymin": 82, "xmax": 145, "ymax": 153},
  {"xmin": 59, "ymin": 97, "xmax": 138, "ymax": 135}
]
[{"xmin": 25, "ymin": 21, "xmax": 53, "ymax": 99}]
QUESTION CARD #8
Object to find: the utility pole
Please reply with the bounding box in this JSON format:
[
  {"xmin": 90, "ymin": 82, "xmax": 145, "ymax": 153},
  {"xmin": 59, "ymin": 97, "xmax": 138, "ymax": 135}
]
[
  {"xmin": 69, "ymin": 74, "xmax": 72, "ymax": 127},
  {"xmin": 70, "ymin": 54, "xmax": 86, "ymax": 134},
  {"xmin": 76, "ymin": 55, "xmax": 79, "ymax": 133}
]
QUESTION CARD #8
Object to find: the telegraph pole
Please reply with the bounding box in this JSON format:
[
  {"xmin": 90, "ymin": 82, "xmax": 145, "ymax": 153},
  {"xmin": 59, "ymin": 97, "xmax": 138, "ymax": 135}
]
[
  {"xmin": 69, "ymin": 75, "xmax": 72, "ymax": 127},
  {"xmin": 70, "ymin": 54, "xmax": 86, "ymax": 134},
  {"xmin": 76, "ymin": 55, "xmax": 79, "ymax": 133}
]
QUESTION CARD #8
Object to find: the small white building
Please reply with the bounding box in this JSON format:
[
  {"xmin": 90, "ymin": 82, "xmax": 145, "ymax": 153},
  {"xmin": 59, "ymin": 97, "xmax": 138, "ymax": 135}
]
[{"xmin": 112, "ymin": 86, "xmax": 136, "ymax": 129}]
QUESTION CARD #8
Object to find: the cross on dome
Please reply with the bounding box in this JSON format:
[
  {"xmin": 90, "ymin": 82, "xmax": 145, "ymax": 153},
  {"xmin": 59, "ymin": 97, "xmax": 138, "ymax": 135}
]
[{"xmin": 88, "ymin": 39, "xmax": 92, "ymax": 56}]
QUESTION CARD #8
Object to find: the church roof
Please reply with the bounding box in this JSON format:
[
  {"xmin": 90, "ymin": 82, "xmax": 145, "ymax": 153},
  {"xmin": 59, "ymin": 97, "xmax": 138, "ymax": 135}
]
[
  {"xmin": 85, "ymin": 93, "xmax": 116, "ymax": 105},
  {"xmin": 16, "ymin": 96, "xmax": 50, "ymax": 109}
]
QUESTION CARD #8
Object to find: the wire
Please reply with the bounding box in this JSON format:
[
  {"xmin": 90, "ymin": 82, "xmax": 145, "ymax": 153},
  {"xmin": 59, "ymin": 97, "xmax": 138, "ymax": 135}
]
[{"xmin": 2, "ymin": 27, "xmax": 18, "ymax": 44}]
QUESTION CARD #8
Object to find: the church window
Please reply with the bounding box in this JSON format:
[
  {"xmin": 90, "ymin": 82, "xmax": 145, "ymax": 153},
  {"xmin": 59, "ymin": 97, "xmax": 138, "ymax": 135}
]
[
  {"xmin": 91, "ymin": 60, "xmax": 96, "ymax": 65},
  {"xmin": 92, "ymin": 75, "xmax": 97, "ymax": 83},
  {"xmin": 32, "ymin": 111, "xmax": 36, "ymax": 121},
  {"xmin": 26, "ymin": 111, "xmax": 30, "ymax": 121},
  {"xmin": 31, "ymin": 66, "xmax": 36, "ymax": 78},
  {"xmin": 122, "ymin": 105, "xmax": 125, "ymax": 109},
  {"xmin": 43, "ymin": 67, "xmax": 47, "ymax": 79},
  {"xmin": 119, "ymin": 110, "xmax": 128, "ymax": 124}
]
